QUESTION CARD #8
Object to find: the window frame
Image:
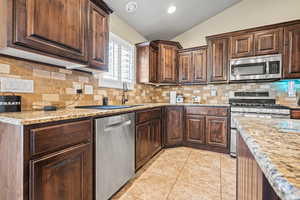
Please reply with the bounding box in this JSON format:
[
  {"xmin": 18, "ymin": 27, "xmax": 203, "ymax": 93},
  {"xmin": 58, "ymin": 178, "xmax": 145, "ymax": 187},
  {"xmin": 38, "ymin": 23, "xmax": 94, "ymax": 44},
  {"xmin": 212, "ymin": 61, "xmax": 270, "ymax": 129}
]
[{"xmin": 98, "ymin": 32, "xmax": 136, "ymax": 90}]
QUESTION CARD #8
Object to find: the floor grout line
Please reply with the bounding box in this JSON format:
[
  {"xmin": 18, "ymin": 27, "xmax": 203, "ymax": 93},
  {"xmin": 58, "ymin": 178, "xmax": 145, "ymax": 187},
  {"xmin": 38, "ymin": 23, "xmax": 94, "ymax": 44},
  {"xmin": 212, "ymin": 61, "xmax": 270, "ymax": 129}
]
[{"xmin": 165, "ymin": 149, "xmax": 193, "ymax": 200}]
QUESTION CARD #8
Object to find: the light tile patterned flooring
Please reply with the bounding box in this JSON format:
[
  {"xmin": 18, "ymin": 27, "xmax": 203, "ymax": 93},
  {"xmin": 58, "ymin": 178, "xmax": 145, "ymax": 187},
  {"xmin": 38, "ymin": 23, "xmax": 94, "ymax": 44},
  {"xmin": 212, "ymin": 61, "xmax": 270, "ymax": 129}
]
[{"xmin": 112, "ymin": 147, "xmax": 236, "ymax": 200}]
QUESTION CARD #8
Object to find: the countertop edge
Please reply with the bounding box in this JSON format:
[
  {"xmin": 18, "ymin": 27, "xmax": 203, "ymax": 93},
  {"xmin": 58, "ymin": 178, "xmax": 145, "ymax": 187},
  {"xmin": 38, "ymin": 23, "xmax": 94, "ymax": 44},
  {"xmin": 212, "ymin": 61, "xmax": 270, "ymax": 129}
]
[
  {"xmin": 234, "ymin": 117, "xmax": 300, "ymax": 200},
  {"xmin": 0, "ymin": 104, "xmax": 230, "ymax": 126}
]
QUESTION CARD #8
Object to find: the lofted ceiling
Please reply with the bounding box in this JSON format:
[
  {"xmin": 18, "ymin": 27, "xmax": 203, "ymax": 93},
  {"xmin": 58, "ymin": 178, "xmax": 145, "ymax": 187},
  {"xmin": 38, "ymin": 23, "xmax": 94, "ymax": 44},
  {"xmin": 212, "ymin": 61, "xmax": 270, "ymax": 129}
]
[{"xmin": 104, "ymin": 0, "xmax": 241, "ymax": 41}]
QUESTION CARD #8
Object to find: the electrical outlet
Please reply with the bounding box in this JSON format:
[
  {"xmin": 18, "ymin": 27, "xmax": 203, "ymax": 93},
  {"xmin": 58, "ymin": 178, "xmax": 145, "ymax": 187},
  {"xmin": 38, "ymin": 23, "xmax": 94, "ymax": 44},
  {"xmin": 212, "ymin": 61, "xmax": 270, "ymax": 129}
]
[
  {"xmin": 84, "ymin": 85, "xmax": 93, "ymax": 95},
  {"xmin": 211, "ymin": 89, "xmax": 217, "ymax": 97},
  {"xmin": 0, "ymin": 77, "xmax": 34, "ymax": 93}
]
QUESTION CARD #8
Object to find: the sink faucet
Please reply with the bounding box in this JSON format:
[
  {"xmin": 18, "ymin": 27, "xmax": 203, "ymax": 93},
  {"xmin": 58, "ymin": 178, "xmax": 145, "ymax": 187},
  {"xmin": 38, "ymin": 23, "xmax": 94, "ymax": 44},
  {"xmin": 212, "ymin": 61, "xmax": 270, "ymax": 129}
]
[{"xmin": 122, "ymin": 82, "xmax": 129, "ymax": 105}]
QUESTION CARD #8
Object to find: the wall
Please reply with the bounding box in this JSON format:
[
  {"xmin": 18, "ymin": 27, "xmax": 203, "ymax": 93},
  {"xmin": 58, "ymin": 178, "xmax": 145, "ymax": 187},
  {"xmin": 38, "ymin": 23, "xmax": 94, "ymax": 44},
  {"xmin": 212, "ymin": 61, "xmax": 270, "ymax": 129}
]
[
  {"xmin": 151, "ymin": 82, "xmax": 299, "ymax": 107},
  {"xmin": 172, "ymin": 0, "xmax": 300, "ymax": 48},
  {"xmin": 0, "ymin": 14, "xmax": 151, "ymax": 111}
]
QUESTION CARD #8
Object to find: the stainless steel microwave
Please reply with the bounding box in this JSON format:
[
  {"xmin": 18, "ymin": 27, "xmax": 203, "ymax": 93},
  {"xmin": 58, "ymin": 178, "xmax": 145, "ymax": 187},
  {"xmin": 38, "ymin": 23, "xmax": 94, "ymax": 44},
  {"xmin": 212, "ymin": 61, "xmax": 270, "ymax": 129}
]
[{"xmin": 230, "ymin": 54, "xmax": 282, "ymax": 81}]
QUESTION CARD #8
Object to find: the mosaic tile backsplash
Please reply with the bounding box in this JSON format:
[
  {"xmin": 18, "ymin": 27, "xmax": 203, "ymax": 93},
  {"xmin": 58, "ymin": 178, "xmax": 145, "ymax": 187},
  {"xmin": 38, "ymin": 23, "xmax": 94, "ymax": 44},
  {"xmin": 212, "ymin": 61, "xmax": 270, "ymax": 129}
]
[{"xmin": 0, "ymin": 55, "xmax": 298, "ymax": 111}]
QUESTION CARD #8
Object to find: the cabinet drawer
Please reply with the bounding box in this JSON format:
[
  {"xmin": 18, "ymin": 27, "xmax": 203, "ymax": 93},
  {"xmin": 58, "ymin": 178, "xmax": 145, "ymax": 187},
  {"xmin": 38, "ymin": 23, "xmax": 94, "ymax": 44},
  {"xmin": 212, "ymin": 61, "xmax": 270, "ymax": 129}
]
[
  {"xmin": 185, "ymin": 106, "xmax": 228, "ymax": 116},
  {"xmin": 291, "ymin": 110, "xmax": 300, "ymax": 119},
  {"xmin": 136, "ymin": 108, "xmax": 161, "ymax": 124},
  {"xmin": 30, "ymin": 120, "xmax": 92, "ymax": 157}
]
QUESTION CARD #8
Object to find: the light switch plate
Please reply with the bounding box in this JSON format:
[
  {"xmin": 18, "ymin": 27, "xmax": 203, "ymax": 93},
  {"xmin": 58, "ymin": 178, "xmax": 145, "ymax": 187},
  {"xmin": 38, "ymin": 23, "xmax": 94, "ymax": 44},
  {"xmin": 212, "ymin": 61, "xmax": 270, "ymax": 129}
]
[{"xmin": 0, "ymin": 77, "xmax": 34, "ymax": 93}]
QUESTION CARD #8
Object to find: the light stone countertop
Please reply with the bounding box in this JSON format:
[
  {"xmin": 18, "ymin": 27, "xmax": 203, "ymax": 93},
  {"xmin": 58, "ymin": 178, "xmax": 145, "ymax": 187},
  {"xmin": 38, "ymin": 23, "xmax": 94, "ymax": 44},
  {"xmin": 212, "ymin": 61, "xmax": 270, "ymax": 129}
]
[
  {"xmin": 0, "ymin": 103, "xmax": 230, "ymax": 125},
  {"xmin": 234, "ymin": 117, "xmax": 300, "ymax": 200}
]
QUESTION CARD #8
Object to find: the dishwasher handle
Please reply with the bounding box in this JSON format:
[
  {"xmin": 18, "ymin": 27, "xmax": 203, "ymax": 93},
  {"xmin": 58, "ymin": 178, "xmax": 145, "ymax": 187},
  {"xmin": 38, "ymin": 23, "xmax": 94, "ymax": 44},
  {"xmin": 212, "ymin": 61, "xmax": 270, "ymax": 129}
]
[{"xmin": 104, "ymin": 120, "xmax": 132, "ymax": 132}]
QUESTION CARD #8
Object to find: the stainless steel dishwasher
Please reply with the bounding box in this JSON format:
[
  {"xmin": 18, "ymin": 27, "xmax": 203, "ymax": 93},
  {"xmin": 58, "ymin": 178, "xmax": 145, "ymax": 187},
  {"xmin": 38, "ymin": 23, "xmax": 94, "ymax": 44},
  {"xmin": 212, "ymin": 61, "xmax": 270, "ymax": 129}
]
[{"xmin": 95, "ymin": 113, "xmax": 135, "ymax": 200}]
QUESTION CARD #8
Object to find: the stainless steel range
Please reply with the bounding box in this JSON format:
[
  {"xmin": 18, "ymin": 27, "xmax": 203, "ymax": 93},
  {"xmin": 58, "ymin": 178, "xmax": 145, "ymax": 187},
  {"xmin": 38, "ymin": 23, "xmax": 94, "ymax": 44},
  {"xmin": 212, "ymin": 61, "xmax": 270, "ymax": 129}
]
[{"xmin": 229, "ymin": 91, "xmax": 290, "ymax": 157}]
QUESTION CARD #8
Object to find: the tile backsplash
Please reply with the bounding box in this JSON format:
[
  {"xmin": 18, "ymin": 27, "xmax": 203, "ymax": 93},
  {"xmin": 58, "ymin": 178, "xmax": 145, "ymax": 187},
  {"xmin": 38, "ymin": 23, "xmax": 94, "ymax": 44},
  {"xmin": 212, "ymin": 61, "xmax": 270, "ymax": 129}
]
[
  {"xmin": 0, "ymin": 56, "xmax": 154, "ymax": 111},
  {"xmin": 0, "ymin": 55, "xmax": 298, "ymax": 111}
]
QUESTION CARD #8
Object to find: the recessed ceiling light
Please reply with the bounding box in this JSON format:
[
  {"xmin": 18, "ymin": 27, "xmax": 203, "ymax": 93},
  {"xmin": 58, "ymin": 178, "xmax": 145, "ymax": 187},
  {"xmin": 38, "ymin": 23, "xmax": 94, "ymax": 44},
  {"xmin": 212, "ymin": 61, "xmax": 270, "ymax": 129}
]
[
  {"xmin": 126, "ymin": 1, "xmax": 138, "ymax": 13},
  {"xmin": 167, "ymin": 6, "xmax": 176, "ymax": 14}
]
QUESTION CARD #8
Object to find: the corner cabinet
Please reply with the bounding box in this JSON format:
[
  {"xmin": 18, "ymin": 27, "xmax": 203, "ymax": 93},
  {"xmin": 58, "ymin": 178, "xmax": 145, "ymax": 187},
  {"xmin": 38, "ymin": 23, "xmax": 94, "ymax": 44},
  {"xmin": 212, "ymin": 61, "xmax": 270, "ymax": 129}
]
[
  {"xmin": 136, "ymin": 40, "xmax": 181, "ymax": 84},
  {"xmin": 283, "ymin": 23, "xmax": 300, "ymax": 78},
  {"xmin": 208, "ymin": 38, "xmax": 229, "ymax": 83},
  {"xmin": 1, "ymin": 0, "xmax": 112, "ymax": 71},
  {"xmin": 164, "ymin": 106, "xmax": 184, "ymax": 147},
  {"xmin": 88, "ymin": 1, "xmax": 109, "ymax": 71}
]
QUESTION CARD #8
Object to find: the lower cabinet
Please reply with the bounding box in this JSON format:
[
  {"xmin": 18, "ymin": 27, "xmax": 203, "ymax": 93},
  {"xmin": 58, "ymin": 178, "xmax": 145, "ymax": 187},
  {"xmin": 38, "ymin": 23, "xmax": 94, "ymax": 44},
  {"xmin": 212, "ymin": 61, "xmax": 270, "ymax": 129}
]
[
  {"xmin": 25, "ymin": 119, "xmax": 93, "ymax": 200},
  {"xmin": 185, "ymin": 115, "xmax": 206, "ymax": 145},
  {"xmin": 237, "ymin": 132, "xmax": 280, "ymax": 200},
  {"xmin": 164, "ymin": 106, "xmax": 184, "ymax": 147},
  {"xmin": 165, "ymin": 106, "xmax": 230, "ymax": 153},
  {"xmin": 30, "ymin": 143, "xmax": 92, "ymax": 200},
  {"xmin": 135, "ymin": 108, "xmax": 162, "ymax": 170},
  {"xmin": 206, "ymin": 116, "xmax": 228, "ymax": 148}
]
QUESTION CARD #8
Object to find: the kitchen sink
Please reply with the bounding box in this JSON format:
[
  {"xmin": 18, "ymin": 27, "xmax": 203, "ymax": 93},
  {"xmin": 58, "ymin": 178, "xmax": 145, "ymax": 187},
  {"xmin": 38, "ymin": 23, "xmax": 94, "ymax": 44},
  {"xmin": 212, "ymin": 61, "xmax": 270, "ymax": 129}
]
[{"xmin": 75, "ymin": 105, "xmax": 144, "ymax": 110}]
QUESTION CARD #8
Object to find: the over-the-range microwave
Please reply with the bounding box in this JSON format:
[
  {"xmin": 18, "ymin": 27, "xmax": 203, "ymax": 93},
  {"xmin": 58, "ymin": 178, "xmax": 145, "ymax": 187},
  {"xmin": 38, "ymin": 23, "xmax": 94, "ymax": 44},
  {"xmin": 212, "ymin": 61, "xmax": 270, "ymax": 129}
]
[{"xmin": 230, "ymin": 54, "xmax": 282, "ymax": 81}]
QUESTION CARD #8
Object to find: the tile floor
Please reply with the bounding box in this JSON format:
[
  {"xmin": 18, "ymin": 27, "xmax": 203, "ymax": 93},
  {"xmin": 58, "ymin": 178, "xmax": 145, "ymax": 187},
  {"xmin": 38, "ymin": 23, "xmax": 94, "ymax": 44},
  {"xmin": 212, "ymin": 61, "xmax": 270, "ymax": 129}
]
[{"xmin": 112, "ymin": 147, "xmax": 236, "ymax": 200}]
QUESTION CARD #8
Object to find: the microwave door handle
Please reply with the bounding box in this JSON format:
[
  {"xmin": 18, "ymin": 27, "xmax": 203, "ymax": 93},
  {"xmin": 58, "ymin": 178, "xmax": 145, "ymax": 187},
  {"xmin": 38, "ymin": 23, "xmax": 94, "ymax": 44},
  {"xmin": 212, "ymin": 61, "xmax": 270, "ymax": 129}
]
[{"xmin": 266, "ymin": 61, "xmax": 269, "ymax": 74}]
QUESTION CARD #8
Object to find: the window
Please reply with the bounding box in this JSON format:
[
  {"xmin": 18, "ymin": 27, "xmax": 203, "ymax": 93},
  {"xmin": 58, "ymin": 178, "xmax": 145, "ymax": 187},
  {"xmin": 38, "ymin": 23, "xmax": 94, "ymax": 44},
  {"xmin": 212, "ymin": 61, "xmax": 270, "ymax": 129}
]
[{"xmin": 99, "ymin": 32, "xmax": 135, "ymax": 90}]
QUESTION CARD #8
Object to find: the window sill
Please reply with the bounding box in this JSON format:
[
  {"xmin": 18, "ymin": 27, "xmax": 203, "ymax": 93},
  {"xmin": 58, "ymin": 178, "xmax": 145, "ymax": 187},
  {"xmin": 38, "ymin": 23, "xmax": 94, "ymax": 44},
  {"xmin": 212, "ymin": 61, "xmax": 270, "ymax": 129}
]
[{"xmin": 98, "ymin": 78, "xmax": 134, "ymax": 90}]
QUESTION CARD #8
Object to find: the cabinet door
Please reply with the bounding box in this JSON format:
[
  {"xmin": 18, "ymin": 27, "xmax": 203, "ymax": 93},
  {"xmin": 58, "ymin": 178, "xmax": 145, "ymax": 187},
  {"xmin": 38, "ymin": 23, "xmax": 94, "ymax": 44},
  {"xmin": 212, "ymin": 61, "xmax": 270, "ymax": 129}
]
[
  {"xmin": 88, "ymin": 2, "xmax": 109, "ymax": 70},
  {"xmin": 206, "ymin": 116, "xmax": 228, "ymax": 148},
  {"xmin": 185, "ymin": 115, "xmax": 206, "ymax": 145},
  {"xmin": 149, "ymin": 45, "xmax": 159, "ymax": 83},
  {"xmin": 14, "ymin": 0, "xmax": 88, "ymax": 62},
  {"xmin": 283, "ymin": 24, "xmax": 300, "ymax": 78},
  {"xmin": 30, "ymin": 143, "xmax": 92, "ymax": 200},
  {"xmin": 178, "ymin": 52, "xmax": 193, "ymax": 83},
  {"xmin": 136, "ymin": 122, "xmax": 152, "ymax": 169},
  {"xmin": 159, "ymin": 44, "xmax": 178, "ymax": 83},
  {"xmin": 151, "ymin": 119, "xmax": 162, "ymax": 154},
  {"xmin": 209, "ymin": 39, "xmax": 229, "ymax": 82},
  {"xmin": 254, "ymin": 28, "xmax": 283, "ymax": 56},
  {"xmin": 165, "ymin": 107, "xmax": 183, "ymax": 146},
  {"xmin": 193, "ymin": 49, "xmax": 207, "ymax": 83},
  {"xmin": 231, "ymin": 34, "xmax": 254, "ymax": 58}
]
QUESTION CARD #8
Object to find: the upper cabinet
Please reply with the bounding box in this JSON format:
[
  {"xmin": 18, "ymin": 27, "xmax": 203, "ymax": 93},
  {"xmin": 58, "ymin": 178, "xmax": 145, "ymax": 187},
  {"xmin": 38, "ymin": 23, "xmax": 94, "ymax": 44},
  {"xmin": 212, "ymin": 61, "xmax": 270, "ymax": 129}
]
[
  {"xmin": 136, "ymin": 42, "xmax": 159, "ymax": 83},
  {"xmin": 136, "ymin": 40, "xmax": 181, "ymax": 84},
  {"xmin": 0, "ymin": 0, "xmax": 112, "ymax": 71},
  {"xmin": 230, "ymin": 28, "xmax": 283, "ymax": 58},
  {"xmin": 178, "ymin": 46, "xmax": 207, "ymax": 84},
  {"xmin": 208, "ymin": 38, "xmax": 229, "ymax": 83},
  {"xmin": 88, "ymin": 1, "xmax": 109, "ymax": 71},
  {"xmin": 283, "ymin": 24, "xmax": 300, "ymax": 78},
  {"xmin": 158, "ymin": 42, "xmax": 179, "ymax": 83}
]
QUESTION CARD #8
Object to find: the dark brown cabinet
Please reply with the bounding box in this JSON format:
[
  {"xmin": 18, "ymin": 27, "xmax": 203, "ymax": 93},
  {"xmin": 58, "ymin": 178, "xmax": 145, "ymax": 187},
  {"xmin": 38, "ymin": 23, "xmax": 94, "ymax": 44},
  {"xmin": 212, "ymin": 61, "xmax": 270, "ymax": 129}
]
[
  {"xmin": 30, "ymin": 143, "xmax": 92, "ymax": 200},
  {"xmin": 158, "ymin": 43, "xmax": 178, "ymax": 83},
  {"xmin": 184, "ymin": 106, "xmax": 229, "ymax": 153},
  {"xmin": 283, "ymin": 24, "xmax": 300, "ymax": 78},
  {"xmin": 12, "ymin": 0, "xmax": 89, "ymax": 62},
  {"xmin": 88, "ymin": 1, "xmax": 109, "ymax": 70},
  {"xmin": 136, "ymin": 42, "xmax": 159, "ymax": 83},
  {"xmin": 178, "ymin": 46, "xmax": 207, "ymax": 84},
  {"xmin": 136, "ymin": 40, "xmax": 180, "ymax": 84},
  {"xmin": 135, "ymin": 108, "xmax": 162, "ymax": 170},
  {"xmin": 254, "ymin": 28, "xmax": 283, "ymax": 55},
  {"xmin": 206, "ymin": 116, "xmax": 228, "ymax": 148},
  {"xmin": 164, "ymin": 106, "xmax": 184, "ymax": 147},
  {"xmin": 178, "ymin": 51, "xmax": 193, "ymax": 83},
  {"xmin": 193, "ymin": 48, "xmax": 208, "ymax": 83},
  {"xmin": 185, "ymin": 115, "xmax": 206, "ymax": 145},
  {"xmin": 1, "ymin": 0, "xmax": 112, "ymax": 71},
  {"xmin": 231, "ymin": 28, "xmax": 283, "ymax": 58},
  {"xmin": 208, "ymin": 38, "xmax": 229, "ymax": 83},
  {"xmin": 231, "ymin": 34, "xmax": 254, "ymax": 58},
  {"xmin": 237, "ymin": 132, "xmax": 280, "ymax": 200}
]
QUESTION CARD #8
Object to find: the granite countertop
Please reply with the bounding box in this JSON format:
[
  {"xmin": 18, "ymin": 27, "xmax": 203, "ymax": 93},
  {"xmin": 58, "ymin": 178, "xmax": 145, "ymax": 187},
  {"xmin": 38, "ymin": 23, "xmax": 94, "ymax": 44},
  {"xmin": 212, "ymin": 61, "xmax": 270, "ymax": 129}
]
[
  {"xmin": 234, "ymin": 117, "xmax": 300, "ymax": 200},
  {"xmin": 0, "ymin": 103, "xmax": 230, "ymax": 125}
]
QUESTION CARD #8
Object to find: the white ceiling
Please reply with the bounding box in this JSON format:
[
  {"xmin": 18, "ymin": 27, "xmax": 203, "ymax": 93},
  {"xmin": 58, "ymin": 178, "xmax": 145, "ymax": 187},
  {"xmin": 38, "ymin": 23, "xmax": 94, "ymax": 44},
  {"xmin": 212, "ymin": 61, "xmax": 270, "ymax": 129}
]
[{"xmin": 104, "ymin": 0, "xmax": 241, "ymax": 41}]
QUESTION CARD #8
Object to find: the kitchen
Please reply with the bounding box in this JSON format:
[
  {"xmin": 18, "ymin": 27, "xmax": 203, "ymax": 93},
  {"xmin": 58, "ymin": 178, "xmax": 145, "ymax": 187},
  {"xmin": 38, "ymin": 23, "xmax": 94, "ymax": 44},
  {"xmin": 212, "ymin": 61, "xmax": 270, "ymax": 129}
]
[{"xmin": 0, "ymin": 0, "xmax": 300, "ymax": 200}]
